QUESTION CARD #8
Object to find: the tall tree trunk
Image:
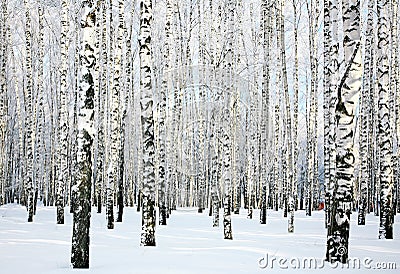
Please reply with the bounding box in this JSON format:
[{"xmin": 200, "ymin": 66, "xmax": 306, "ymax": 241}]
[
  {"xmin": 292, "ymin": 0, "xmax": 300, "ymax": 212},
  {"xmin": 106, "ymin": 0, "xmax": 115, "ymax": 229},
  {"xmin": 278, "ymin": 0, "xmax": 294, "ymax": 233},
  {"xmin": 358, "ymin": 0, "xmax": 374, "ymax": 225},
  {"xmin": 23, "ymin": 0, "xmax": 34, "ymax": 223},
  {"xmin": 323, "ymin": 0, "xmax": 331, "ymax": 227},
  {"xmin": 158, "ymin": 0, "xmax": 172, "ymax": 225},
  {"xmin": 71, "ymin": 0, "xmax": 96, "ymax": 268},
  {"xmin": 139, "ymin": 0, "xmax": 156, "ymax": 247},
  {"xmin": 34, "ymin": 3, "xmax": 45, "ymax": 211},
  {"xmin": 197, "ymin": 0, "xmax": 205, "ymax": 214},
  {"xmin": 391, "ymin": 0, "xmax": 399, "ymax": 215},
  {"xmin": 260, "ymin": 0, "xmax": 271, "ymax": 225},
  {"xmin": 116, "ymin": 0, "xmax": 125, "ymax": 223},
  {"xmin": 326, "ymin": 0, "xmax": 362, "ymax": 263},
  {"xmin": 70, "ymin": 3, "xmax": 80, "ymax": 213},
  {"xmin": 57, "ymin": 0, "xmax": 69, "ymax": 225},
  {"xmin": 377, "ymin": 0, "xmax": 394, "ymax": 239},
  {"xmin": 326, "ymin": 0, "xmax": 339, "ymax": 230},
  {"xmin": 0, "ymin": 0, "xmax": 7, "ymax": 206},
  {"xmin": 222, "ymin": 0, "xmax": 234, "ymax": 240},
  {"xmin": 306, "ymin": 0, "xmax": 318, "ymax": 216},
  {"xmin": 96, "ymin": 1, "xmax": 107, "ymax": 214}
]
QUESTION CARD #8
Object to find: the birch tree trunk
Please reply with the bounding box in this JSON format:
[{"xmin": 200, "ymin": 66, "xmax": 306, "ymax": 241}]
[
  {"xmin": 391, "ymin": 0, "xmax": 399, "ymax": 215},
  {"xmin": 377, "ymin": 0, "xmax": 394, "ymax": 239},
  {"xmin": 222, "ymin": 0, "xmax": 234, "ymax": 240},
  {"xmin": 71, "ymin": 0, "xmax": 96, "ymax": 268},
  {"xmin": 70, "ymin": 4, "xmax": 80, "ymax": 213},
  {"xmin": 105, "ymin": 0, "xmax": 115, "ymax": 228},
  {"xmin": 306, "ymin": 0, "xmax": 318, "ymax": 216},
  {"xmin": 325, "ymin": 0, "xmax": 339, "ymax": 231},
  {"xmin": 260, "ymin": 0, "xmax": 270, "ymax": 225},
  {"xmin": 115, "ymin": 0, "xmax": 125, "ymax": 223},
  {"xmin": 23, "ymin": 0, "xmax": 34, "ymax": 222},
  {"xmin": 278, "ymin": 0, "xmax": 294, "ymax": 233},
  {"xmin": 96, "ymin": 1, "xmax": 107, "ymax": 214},
  {"xmin": 0, "ymin": 0, "xmax": 7, "ymax": 205},
  {"xmin": 139, "ymin": 0, "xmax": 156, "ymax": 246},
  {"xmin": 358, "ymin": 0, "xmax": 374, "ymax": 225},
  {"xmin": 197, "ymin": 0, "xmax": 206, "ymax": 214},
  {"xmin": 323, "ymin": 0, "xmax": 331, "ymax": 226},
  {"xmin": 57, "ymin": 0, "xmax": 69, "ymax": 225},
  {"xmin": 292, "ymin": 0, "xmax": 300, "ymax": 213},
  {"xmin": 158, "ymin": 0, "xmax": 172, "ymax": 225},
  {"xmin": 326, "ymin": 0, "xmax": 362, "ymax": 263},
  {"xmin": 35, "ymin": 3, "xmax": 45, "ymax": 211},
  {"xmin": 273, "ymin": 103, "xmax": 280, "ymax": 212}
]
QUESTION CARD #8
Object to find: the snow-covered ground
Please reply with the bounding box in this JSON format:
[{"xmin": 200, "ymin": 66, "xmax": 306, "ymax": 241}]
[{"xmin": 0, "ymin": 204, "xmax": 399, "ymax": 274}]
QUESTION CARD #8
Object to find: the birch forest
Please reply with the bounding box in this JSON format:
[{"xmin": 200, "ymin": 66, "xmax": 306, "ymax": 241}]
[{"xmin": 0, "ymin": 0, "xmax": 399, "ymax": 269}]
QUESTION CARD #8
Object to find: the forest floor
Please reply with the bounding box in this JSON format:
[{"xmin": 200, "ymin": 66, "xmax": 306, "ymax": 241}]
[{"xmin": 0, "ymin": 203, "xmax": 399, "ymax": 273}]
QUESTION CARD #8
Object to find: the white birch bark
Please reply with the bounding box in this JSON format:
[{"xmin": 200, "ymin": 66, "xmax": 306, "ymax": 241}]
[
  {"xmin": 71, "ymin": 0, "xmax": 96, "ymax": 268},
  {"xmin": 326, "ymin": 0, "xmax": 362, "ymax": 262},
  {"xmin": 222, "ymin": 0, "xmax": 234, "ymax": 240},
  {"xmin": 391, "ymin": 0, "xmax": 399, "ymax": 215},
  {"xmin": 115, "ymin": 0, "xmax": 125, "ymax": 223},
  {"xmin": 358, "ymin": 0, "xmax": 374, "ymax": 225},
  {"xmin": 35, "ymin": 3, "xmax": 45, "ymax": 209},
  {"xmin": 0, "ymin": 0, "xmax": 7, "ymax": 205},
  {"xmin": 326, "ymin": 0, "xmax": 339, "ymax": 230},
  {"xmin": 323, "ymin": 0, "xmax": 331, "ymax": 226},
  {"xmin": 96, "ymin": 1, "xmax": 107, "ymax": 214},
  {"xmin": 158, "ymin": 0, "xmax": 172, "ymax": 225},
  {"xmin": 23, "ymin": 0, "xmax": 34, "ymax": 222},
  {"xmin": 139, "ymin": 0, "xmax": 156, "ymax": 246},
  {"xmin": 377, "ymin": 0, "xmax": 394, "ymax": 239},
  {"xmin": 56, "ymin": 0, "xmax": 69, "ymax": 225},
  {"xmin": 292, "ymin": 0, "xmax": 300, "ymax": 212},
  {"xmin": 260, "ymin": 0, "xmax": 271, "ymax": 225},
  {"xmin": 278, "ymin": 0, "xmax": 294, "ymax": 233}
]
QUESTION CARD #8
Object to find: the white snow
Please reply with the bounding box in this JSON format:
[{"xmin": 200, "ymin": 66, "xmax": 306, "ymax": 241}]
[{"xmin": 0, "ymin": 204, "xmax": 399, "ymax": 273}]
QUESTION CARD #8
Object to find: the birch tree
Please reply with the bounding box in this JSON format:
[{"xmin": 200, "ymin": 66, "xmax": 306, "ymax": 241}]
[
  {"xmin": 95, "ymin": 0, "xmax": 107, "ymax": 214},
  {"xmin": 34, "ymin": 2, "xmax": 45, "ymax": 213},
  {"xmin": 278, "ymin": 0, "xmax": 294, "ymax": 233},
  {"xmin": 358, "ymin": 0, "xmax": 374, "ymax": 226},
  {"xmin": 158, "ymin": 0, "xmax": 172, "ymax": 225},
  {"xmin": 326, "ymin": 0, "xmax": 339, "ymax": 230},
  {"xmin": 222, "ymin": 0, "xmax": 234, "ymax": 240},
  {"xmin": 377, "ymin": 0, "xmax": 394, "ymax": 239},
  {"xmin": 394, "ymin": 0, "xmax": 400, "ymax": 216},
  {"xmin": 323, "ymin": 0, "xmax": 331, "ymax": 226},
  {"xmin": 292, "ymin": 0, "xmax": 300, "ymax": 214},
  {"xmin": 106, "ymin": 0, "xmax": 115, "ymax": 229},
  {"xmin": 0, "ymin": 0, "xmax": 7, "ymax": 206},
  {"xmin": 71, "ymin": 0, "xmax": 97, "ymax": 268},
  {"xmin": 260, "ymin": 0, "xmax": 271, "ymax": 225},
  {"xmin": 326, "ymin": 0, "xmax": 362, "ymax": 263},
  {"xmin": 139, "ymin": 0, "xmax": 156, "ymax": 247},
  {"xmin": 23, "ymin": 0, "xmax": 34, "ymax": 222},
  {"xmin": 116, "ymin": 0, "xmax": 125, "ymax": 223},
  {"xmin": 57, "ymin": 0, "xmax": 69, "ymax": 225}
]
